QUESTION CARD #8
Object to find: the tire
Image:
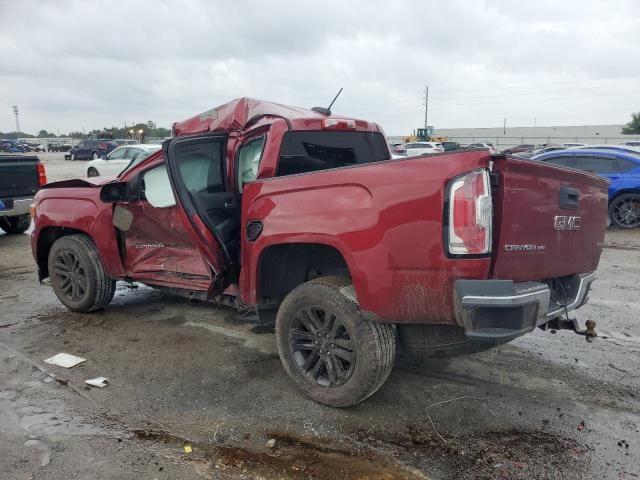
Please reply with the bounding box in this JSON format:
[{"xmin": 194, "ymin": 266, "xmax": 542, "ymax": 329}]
[
  {"xmin": 47, "ymin": 235, "xmax": 116, "ymax": 313},
  {"xmin": 275, "ymin": 276, "xmax": 395, "ymax": 407},
  {"xmin": 87, "ymin": 167, "xmax": 99, "ymax": 177},
  {"xmin": 70, "ymin": 153, "xmax": 76, "ymax": 161},
  {"xmin": 0, "ymin": 214, "xmax": 31, "ymax": 234},
  {"xmin": 609, "ymin": 193, "xmax": 640, "ymax": 228},
  {"xmin": 92, "ymin": 152, "xmax": 99, "ymax": 160}
]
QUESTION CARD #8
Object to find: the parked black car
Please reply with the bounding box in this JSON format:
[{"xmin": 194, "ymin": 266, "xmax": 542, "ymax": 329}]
[
  {"xmin": 65, "ymin": 139, "xmax": 117, "ymax": 161},
  {"xmin": 442, "ymin": 141, "xmax": 460, "ymax": 151}
]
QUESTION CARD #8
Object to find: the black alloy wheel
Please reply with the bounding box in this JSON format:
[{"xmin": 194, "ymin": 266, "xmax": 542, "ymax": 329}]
[
  {"xmin": 52, "ymin": 249, "xmax": 89, "ymax": 303},
  {"xmin": 289, "ymin": 306, "xmax": 356, "ymax": 387},
  {"xmin": 609, "ymin": 193, "xmax": 640, "ymax": 228}
]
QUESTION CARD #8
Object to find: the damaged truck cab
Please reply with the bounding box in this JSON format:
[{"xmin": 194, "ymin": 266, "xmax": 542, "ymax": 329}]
[{"xmin": 31, "ymin": 98, "xmax": 609, "ymax": 407}]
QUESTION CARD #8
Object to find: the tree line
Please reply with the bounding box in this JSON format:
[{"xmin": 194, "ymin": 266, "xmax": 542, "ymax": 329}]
[{"xmin": 1, "ymin": 123, "xmax": 171, "ymax": 139}]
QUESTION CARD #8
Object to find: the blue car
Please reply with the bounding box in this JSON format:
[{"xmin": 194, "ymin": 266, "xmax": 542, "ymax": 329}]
[{"xmin": 532, "ymin": 148, "xmax": 640, "ymax": 228}]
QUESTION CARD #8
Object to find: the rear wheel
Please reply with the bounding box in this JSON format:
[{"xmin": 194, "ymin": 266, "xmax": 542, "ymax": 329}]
[
  {"xmin": 275, "ymin": 277, "xmax": 395, "ymax": 407},
  {"xmin": 0, "ymin": 214, "xmax": 31, "ymax": 234},
  {"xmin": 87, "ymin": 167, "xmax": 99, "ymax": 177},
  {"xmin": 48, "ymin": 235, "xmax": 116, "ymax": 312},
  {"xmin": 92, "ymin": 152, "xmax": 99, "ymax": 160},
  {"xmin": 609, "ymin": 193, "xmax": 640, "ymax": 228}
]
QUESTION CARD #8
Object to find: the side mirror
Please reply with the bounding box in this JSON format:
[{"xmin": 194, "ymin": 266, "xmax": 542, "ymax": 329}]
[{"xmin": 100, "ymin": 181, "xmax": 130, "ymax": 203}]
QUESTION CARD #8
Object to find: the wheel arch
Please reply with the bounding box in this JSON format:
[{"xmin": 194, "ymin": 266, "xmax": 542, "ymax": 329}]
[
  {"xmin": 256, "ymin": 242, "xmax": 353, "ymax": 312},
  {"xmin": 36, "ymin": 226, "xmax": 90, "ymax": 280},
  {"xmin": 609, "ymin": 188, "xmax": 640, "ymax": 203}
]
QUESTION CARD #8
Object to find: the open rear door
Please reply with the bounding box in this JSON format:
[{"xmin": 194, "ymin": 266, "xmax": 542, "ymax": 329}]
[{"xmin": 163, "ymin": 134, "xmax": 240, "ymax": 286}]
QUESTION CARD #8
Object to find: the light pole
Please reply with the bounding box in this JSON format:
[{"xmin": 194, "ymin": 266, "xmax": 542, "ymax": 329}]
[{"xmin": 12, "ymin": 106, "xmax": 20, "ymax": 133}]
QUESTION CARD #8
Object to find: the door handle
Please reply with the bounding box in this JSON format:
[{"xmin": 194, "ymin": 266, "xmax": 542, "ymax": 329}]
[
  {"xmin": 559, "ymin": 186, "xmax": 579, "ymax": 210},
  {"xmin": 224, "ymin": 201, "xmax": 234, "ymax": 209}
]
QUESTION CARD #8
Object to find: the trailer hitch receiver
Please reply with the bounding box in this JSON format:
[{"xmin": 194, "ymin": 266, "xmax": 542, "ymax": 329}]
[{"xmin": 542, "ymin": 318, "xmax": 597, "ymax": 342}]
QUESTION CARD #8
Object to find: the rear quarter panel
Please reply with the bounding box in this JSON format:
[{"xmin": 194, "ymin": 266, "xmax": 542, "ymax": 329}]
[
  {"xmin": 32, "ymin": 187, "xmax": 124, "ymax": 278},
  {"xmin": 241, "ymin": 151, "xmax": 493, "ymax": 324}
]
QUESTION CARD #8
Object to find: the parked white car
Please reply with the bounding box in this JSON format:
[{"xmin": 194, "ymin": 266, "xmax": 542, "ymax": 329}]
[
  {"xmin": 467, "ymin": 142, "xmax": 497, "ymax": 154},
  {"xmin": 402, "ymin": 141, "xmax": 444, "ymax": 157},
  {"xmin": 86, "ymin": 144, "xmax": 161, "ymax": 178}
]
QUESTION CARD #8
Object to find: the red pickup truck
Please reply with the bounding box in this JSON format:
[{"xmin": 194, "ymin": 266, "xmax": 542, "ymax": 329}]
[{"xmin": 31, "ymin": 98, "xmax": 608, "ymax": 407}]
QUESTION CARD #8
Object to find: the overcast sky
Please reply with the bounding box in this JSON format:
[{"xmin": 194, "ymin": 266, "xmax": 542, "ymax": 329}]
[{"xmin": 1, "ymin": 0, "xmax": 640, "ymax": 135}]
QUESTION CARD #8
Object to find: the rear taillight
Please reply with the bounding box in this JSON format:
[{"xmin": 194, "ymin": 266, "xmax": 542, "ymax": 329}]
[
  {"xmin": 447, "ymin": 169, "xmax": 492, "ymax": 255},
  {"xmin": 36, "ymin": 162, "xmax": 47, "ymax": 186}
]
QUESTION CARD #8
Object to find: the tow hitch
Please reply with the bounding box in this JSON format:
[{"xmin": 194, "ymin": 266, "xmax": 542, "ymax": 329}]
[{"xmin": 542, "ymin": 318, "xmax": 598, "ymax": 342}]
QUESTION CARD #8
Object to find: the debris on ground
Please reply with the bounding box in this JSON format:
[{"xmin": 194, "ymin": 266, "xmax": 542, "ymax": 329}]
[
  {"xmin": 265, "ymin": 438, "xmax": 276, "ymax": 449},
  {"xmin": 85, "ymin": 376, "xmax": 109, "ymax": 388},
  {"xmin": 44, "ymin": 353, "xmax": 86, "ymax": 368},
  {"xmin": 183, "ymin": 444, "xmax": 192, "ymax": 453},
  {"xmin": 577, "ymin": 421, "xmax": 586, "ymax": 431}
]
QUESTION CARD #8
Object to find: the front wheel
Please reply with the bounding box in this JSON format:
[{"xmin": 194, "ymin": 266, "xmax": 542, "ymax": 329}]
[
  {"xmin": 0, "ymin": 214, "xmax": 31, "ymax": 234},
  {"xmin": 70, "ymin": 153, "xmax": 76, "ymax": 161},
  {"xmin": 87, "ymin": 167, "xmax": 99, "ymax": 177},
  {"xmin": 48, "ymin": 235, "xmax": 116, "ymax": 312},
  {"xmin": 609, "ymin": 193, "xmax": 640, "ymax": 228},
  {"xmin": 275, "ymin": 277, "xmax": 395, "ymax": 407}
]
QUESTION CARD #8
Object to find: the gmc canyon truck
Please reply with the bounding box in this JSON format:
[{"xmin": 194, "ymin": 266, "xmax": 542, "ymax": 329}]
[
  {"xmin": 1, "ymin": 154, "xmax": 46, "ymax": 234},
  {"xmin": 31, "ymin": 98, "xmax": 608, "ymax": 407}
]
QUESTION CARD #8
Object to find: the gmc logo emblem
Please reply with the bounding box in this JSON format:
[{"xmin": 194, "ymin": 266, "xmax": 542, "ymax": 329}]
[{"xmin": 554, "ymin": 215, "xmax": 581, "ymax": 230}]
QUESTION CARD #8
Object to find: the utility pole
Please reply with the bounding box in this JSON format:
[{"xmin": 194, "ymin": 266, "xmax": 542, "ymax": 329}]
[
  {"xmin": 424, "ymin": 85, "xmax": 429, "ymax": 128},
  {"xmin": 503, "ymin": 117, "xmax": 506, "ymax": 135},
  {"xmin": 12, "ymin": 106, "xmax": 20, "ymax": 133}
]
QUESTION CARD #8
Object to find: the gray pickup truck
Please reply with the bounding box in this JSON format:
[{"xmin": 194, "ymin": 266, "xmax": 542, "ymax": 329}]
[{"xmin": 0, "ymin": 154, "xmax": 46, "ymax": 234}]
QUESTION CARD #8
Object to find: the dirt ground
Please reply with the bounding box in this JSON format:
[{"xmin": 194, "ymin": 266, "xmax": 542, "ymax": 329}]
[{"xmin": 0, "ymin": 153, "xmax": 638, "ymax": 479}]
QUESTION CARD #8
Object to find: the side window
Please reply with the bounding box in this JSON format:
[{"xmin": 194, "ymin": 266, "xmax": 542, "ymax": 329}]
[
  {"xmin": 616, "ymin": 158, "xmax": 639, "ymax": 173},
  {"xmin": 237, "ymin": 136, "xmax": 265, "ymax": 192},
  {"xmin": 77, "ymin": 142, "xmax": 85, "ymax": 149},
  {"xmin": 141, "ymin": 165, "xmax": 176, "ymax": 208},
  {"xmin": 572, "ymin": 155, "xmax": 616, "ymax": 173},
  {"xmin": 125, "ymin": 148, "xmax": 141, "ymax": 160},
  {"xmin": 544, "ymin": 155, "xmax": 575, "ymax": 169},
  {"xmin": 277, "ymin": 131, "xmax": 389, "ymax": 177},
  {"xmin": 108, "ymin": 148, "xmax": 126, "ymax": 160},
  {"xmin": 173, "ymin": 138, "xmax": 224, "ymax": 194}
]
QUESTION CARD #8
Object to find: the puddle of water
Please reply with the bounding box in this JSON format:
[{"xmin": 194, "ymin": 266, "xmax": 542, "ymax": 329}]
[{"xmin": 132, "ymin": 427, "xmax": 427, "ymax": 479}]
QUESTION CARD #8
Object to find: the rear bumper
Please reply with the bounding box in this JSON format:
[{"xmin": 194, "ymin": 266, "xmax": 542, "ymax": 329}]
[
  {"xmin": 454, "ymin": 272, "xmax": 595, "ymax": 342},
  {"xmin": 0, "ymin": 197, "xmax": 33, "ymax": 218}
]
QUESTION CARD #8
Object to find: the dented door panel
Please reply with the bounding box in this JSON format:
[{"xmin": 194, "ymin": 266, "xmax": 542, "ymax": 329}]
[{"xmin": 118, "ymin": 202, "xmax": 211, "ymax": 289}]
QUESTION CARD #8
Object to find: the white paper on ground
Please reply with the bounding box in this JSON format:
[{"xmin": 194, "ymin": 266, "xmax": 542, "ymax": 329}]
[
  {"xmin": 85, "ymin": 377, "xmax": 109, "ymax": 388},
  {"xmin": 43, "ymin": 353, "xmax": 86, "ymax": 368}
]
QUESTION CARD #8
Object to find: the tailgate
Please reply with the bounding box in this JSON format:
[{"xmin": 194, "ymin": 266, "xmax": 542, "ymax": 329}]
[
  {"xmin": 0, "ymin": 155, "xmax": 40, "ymax": 198},
  {"xmin": 491, "ymin": 157, "xmax": 608, "ymax": 281}
]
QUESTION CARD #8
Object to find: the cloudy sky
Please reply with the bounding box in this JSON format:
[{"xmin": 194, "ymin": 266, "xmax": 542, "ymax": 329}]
[{"xmin": 1, "ymin": 0, "xmax": 640, "ymax": 135}]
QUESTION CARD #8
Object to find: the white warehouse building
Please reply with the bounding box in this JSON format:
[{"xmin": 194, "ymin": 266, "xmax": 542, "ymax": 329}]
[{"xmin": 390, "ymin": 124, "xmax": 640, "ymax": 149}]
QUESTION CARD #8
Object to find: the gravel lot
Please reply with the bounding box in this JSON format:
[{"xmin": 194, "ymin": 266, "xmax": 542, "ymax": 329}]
[{"xmin": 1, "ymin": 153, "xmax": 638, "ymax": 479}]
